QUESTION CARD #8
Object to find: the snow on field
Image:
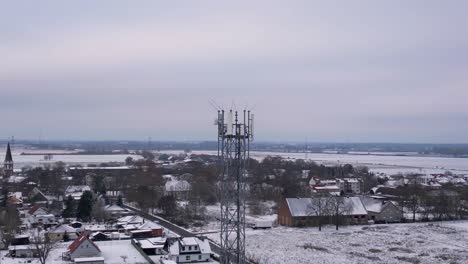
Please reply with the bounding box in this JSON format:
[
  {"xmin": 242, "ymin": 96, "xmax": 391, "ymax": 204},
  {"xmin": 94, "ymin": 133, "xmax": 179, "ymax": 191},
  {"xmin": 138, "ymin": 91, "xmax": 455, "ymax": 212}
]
[
  {"xmin": 165, "ymin": 150, "xmax": 468, "ymax": 175},
  {"xmin": 206, "ymin": 222, "xmax": 468, "ymax": 264},
  {"xmin": 11, "ymin": 154, "xmax": 142, "ymax": 169},
  {"xmin": 0, "ymin": 240, "xmax": 147, "ymax": 264}
]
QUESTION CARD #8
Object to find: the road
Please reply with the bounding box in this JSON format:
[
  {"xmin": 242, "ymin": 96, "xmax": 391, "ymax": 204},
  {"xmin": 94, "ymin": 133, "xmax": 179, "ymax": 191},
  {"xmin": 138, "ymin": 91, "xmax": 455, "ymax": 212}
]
[
  {"xmin": 123, "ymin": 205, "xmax": 253, "ymax": 263},
  {"xmin": 122, "ymin": 205, "xmax": 222, "ymax": 255}
]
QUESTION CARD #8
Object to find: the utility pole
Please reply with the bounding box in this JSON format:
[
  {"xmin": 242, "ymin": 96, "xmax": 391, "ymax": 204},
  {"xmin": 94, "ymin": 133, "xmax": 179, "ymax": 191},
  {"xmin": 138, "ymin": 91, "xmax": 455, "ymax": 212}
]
[{"xmin": 217, "ymin": 110, "xmax": 254, "ymax": 264}]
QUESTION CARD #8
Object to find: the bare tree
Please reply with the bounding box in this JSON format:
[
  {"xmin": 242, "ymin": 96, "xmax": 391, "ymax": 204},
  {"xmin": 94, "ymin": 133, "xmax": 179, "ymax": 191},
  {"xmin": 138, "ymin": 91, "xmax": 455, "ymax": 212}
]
[
  {"xmin": 0, "ymin": 205, "xmax": 20, "ymax": 247},
  {"xmin": 329, "ymin": 196, "xmax": 351, "ymax": 230},
  {"xmin": 307, "ymin": 194, "xmax": 331, "ymax": 231},
  {"xmin": 30, "ymin": 230, "xmax": 57, "ymax": 264},
  {"xmin": 91, "ymin": 198, "xmax": 109, "ymax": 222}
]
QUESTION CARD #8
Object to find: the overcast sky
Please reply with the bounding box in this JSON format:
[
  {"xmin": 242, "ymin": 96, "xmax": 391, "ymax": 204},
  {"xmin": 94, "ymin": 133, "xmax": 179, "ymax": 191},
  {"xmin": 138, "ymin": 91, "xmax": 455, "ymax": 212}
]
[{"xmin": 1, "ymin": 1, "xmax": 468, "ymax": 143}]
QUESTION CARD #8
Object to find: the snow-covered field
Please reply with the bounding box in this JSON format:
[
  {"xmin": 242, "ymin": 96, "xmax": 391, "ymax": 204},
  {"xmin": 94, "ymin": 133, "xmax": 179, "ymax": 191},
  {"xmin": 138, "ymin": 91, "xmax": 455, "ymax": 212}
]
[
  {"xmin": 205, "ymin": 221, "xmax": 468, "ymax": 264},
  {"xmin": 10, "ymin": 154, "xmax": 142, "ymax": 169},
  {"xmin": 165, "ymin": 150, "xmax": 468, "ymax": 175}
]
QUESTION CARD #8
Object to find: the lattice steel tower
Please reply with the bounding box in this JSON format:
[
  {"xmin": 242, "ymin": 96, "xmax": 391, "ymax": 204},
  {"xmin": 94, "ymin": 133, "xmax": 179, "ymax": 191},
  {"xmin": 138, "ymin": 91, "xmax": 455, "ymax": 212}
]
[{"xmin": 217, "ymin": 110, "xmax": 254, "ymax": 264}]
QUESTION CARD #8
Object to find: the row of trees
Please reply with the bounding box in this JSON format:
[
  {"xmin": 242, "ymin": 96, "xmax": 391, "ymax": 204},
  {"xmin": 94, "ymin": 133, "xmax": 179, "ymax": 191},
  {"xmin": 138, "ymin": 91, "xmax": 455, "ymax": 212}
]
[
  {"xmin": 62, "ymin": 190, "xmax": 108, "ymax": 222},
  {"xmin": 397, "ymin": 182, "xmax": 468, "ymax": 222}
]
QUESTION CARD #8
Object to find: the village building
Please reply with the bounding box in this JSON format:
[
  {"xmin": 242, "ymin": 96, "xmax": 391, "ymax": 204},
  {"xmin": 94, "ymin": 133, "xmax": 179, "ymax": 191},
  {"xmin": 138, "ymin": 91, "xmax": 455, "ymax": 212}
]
[
  {"xmin": 103, "ymin": 204, "xmax": 131, "ymax": 218},
  {"xmin": 133, "ymin": 237, "xmax": 167, "ymax": 256},
  {"xmin": 3, "ymin": 142, "xmax": 14, "ymax": 178},
  {"xmin": 167, "ymin": 237, "xmax": 212, "ymax": 263},
  {"xmin": 135, "ymin": 221, "xmax": 164, "ymax": 237},
  {"xmin": 309, "ymin": 178, "xmax": 363, "ymax": 195},
  {"xmin": 27, "ymin": 205, "xmax": 57, "ymax": 227},
  {"xmin": 360, "ymin": 197, "xmax": 403, "ymax": 223},
  {"xmin": 65, "ymin": 233, "xmax": 102, "ymax": 261},
  {"xmin": 278, "ymin": 197, "xmax": 368, "ymax": 227},
  {"xmin": 47, "ymin": 224, "xmax": 78, "ymax": 242}
]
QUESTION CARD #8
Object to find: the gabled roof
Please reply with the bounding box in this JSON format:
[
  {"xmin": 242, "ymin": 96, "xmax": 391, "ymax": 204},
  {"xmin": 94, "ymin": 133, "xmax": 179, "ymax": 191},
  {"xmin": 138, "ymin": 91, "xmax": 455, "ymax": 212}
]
[
  {"xmin": 285, "ymin": 197, "xmax": 368, "ymax": 217},
  {"xmin": 168, "ymin": 237, "xmax": 211, "ymax": 256},
  {"xmin": 138, "ymin": 221, "xmax": 162, "ymax": 230},
  {"xmin": 28, "ymin": 204, "xmax": 48, "ymax": 215},
  {"xmin": 104, "ymin": 204, "xmax": 128, "ymax": 212},
  {"xmin": 49, "ymin": 224, "xmax": 76, "ymax": 234},
  {"xmin": 4, "ymin": 142, "xmax": 13, "ymax": 162},
  {"xmin": 68, "ymin": 233, "xmax": 101, "ymax": 254}
]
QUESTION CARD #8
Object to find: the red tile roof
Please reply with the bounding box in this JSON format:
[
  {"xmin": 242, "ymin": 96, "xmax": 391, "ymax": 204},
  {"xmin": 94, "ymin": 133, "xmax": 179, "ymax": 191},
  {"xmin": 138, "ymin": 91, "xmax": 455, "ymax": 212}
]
[
  {"xmin": 28, "ymin": 204, "xmax": 45, "ymax": 215},
  {"xmin": 68, "ymin": 232, "xmax": 101, "ymax": 254}
]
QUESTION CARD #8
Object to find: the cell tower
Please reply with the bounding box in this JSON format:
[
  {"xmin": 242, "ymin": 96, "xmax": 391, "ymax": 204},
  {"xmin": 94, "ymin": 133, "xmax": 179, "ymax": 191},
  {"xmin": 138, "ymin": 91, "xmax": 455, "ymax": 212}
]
[{"xmin": 217, "ymin": 109, "xmax": 254, "ymax": 264}]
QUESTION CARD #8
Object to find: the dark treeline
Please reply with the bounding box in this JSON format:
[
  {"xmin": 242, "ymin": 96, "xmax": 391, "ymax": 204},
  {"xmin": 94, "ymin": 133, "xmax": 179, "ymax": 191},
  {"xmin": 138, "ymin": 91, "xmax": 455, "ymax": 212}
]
[
  {"xmin": 5, "ymin": 140, "xmax": 468, "ymax": 156},
  {"xmin": 395, "ymin": 181, "xmax": 468, "ymax": 222}
]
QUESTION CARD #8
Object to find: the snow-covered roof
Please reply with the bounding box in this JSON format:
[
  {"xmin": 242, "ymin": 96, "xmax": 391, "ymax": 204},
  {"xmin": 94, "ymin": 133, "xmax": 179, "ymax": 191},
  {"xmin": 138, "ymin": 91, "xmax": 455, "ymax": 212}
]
[
  {"xmin": 360, "ymin": 197, "xmax": 383, "ymax": 213},
  {"xmin": 49, "ymin": 224, "xmax": 76, "ymax": 234},
  {"xmin": 165, "ymin": 179, "xmax": 191, "ymax": 192},
  {"xmin": 139, "ymin": 239, "xmax": 165, "ymax": 249},
  {"xmin": 138, "ymin": 221, "xmax": 162, "ymax": 230},
  {"xmin": 346, "ymin": 197, "xmax": 368, "ymax": 215},
  {"xmin": 168, "ymin": 237, "xmax": 211, "ymax": 255},
  {"xmin": 286, "ymin": 197, "xmax": 368, "ymax": 217},
  {"xmin": 65, "ymin": 185, "xmax": 91, "ymax": 193},
  {"xmin": 104, "ymin": 204, "xmax": 128, "ymax": 212},
  {"xmin": 117, "ymin": 215, "xmax": 144, "ymax": 225}
]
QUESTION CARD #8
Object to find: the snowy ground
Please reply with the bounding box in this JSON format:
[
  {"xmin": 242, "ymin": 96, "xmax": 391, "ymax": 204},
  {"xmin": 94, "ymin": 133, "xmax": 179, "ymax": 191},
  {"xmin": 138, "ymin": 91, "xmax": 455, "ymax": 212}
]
[
  {"xmin": 190, "ymin": 202, "xmax": 277, "ymax": 234},
  {"xmin": 205, "ymin": 221, "xmax": 468, "ymax": 264},
  {"xmin": 0, "ymin": 240, "xmax": 147, "ymax": 264}
]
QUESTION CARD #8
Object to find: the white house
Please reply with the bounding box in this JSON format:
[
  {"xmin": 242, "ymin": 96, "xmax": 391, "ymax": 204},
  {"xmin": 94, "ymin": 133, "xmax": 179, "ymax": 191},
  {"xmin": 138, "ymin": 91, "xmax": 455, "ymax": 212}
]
[
  {"xmin": 103, "ymin": 204, "xmax": 130, "ymax": 218},
  {"xmin": 27, "ymin": 205, "xmax": 57, "ymax": 226},
  {"xmin": 47, "ymin": 224, "xmax": 78, "ymax": 242},
  {"xmin": 66, "ymin": 233, "xmax": 101, "ymax": 261},
  {"xmin": 168, "ymin": 237, "xmax": 212, "ymax": 263}
]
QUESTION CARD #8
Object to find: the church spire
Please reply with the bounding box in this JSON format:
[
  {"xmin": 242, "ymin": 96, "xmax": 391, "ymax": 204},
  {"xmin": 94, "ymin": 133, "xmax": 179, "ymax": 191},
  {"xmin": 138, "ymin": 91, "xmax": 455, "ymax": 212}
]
[
  {"xmin": 5, "ymin": 142, "xmax": 12, "ymax": 163},
  {"xmin": 4, "ymin": 142, "xmax": 13, "ymax": 176}
]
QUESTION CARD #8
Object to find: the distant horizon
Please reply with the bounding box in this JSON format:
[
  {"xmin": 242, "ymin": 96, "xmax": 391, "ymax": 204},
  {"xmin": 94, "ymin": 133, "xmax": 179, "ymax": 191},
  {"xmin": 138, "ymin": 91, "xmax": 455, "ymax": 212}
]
[{"xmin": 2, "ymin": 138, "xmax": 468, "ymax": 146}]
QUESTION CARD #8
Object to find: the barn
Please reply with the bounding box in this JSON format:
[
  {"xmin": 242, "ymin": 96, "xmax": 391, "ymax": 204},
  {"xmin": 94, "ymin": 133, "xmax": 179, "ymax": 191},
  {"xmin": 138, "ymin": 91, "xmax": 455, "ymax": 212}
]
[{"xmin": 278, "ymin": 197, "xmax": 368, "ymax": 227}]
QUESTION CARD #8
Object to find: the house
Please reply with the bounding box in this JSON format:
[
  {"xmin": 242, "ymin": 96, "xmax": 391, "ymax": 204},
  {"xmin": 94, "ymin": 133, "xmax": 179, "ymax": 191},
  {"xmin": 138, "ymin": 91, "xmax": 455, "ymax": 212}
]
[
  {"xmin": 337, "ymin": 178, "xmax": 362, "ymax": 194},
  {"xmin": 167, "ymin": 237, "xmax": 212, "ymax": 263},
  {"xmin": 103, "ymin": 204, "xmax": 131, "ymax": 218},
  {"xmin": 90, "ymin": 232, "xmax": 110, "ymax": 241},
  {"xmin": 27, "ymin": 205, "xmax": 57, "ymax": 227},
  {"xmin": 28, "ymin": 205, "xmax": 49, "ymax": 216},
  {"xmin": 65, "ymin": 185, "xmax": 92, "ymax": 201},
  {"xmin": 47, "ymin": 224, "xmax": 78, "ymax": 242},
  {"xmin": 66, "ymin": 233, "xmax": 101, "ymax": 261},
  {"xmin": 137, "ymin": 221, "xmax": 164, "ymax": 237},
  {"xmin": 8, "ymin": 244, "xmax": 37, "ymax": 258},
  {"xmin": 116, "ymin": 215, "xmax": 145, "ymax": 230},
  {"xmin": 278, "ymin": 197, "xmax": 368, "ymax": 227},
  {"xmin": 133, "ymin": 237, "xmax": 167, "ymax": 255},
  {"xmin": 360, "ymin": 197, "xmax": 403, "ymax": 223}
]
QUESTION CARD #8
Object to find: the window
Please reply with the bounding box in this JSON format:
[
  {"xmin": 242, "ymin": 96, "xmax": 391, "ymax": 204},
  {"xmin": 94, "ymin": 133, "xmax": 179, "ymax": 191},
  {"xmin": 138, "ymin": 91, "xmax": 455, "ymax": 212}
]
[
  {"xmin": 189, "ymin": 246, "xmax": 192, "ymax": 250},
  {"xmin": 195, "ymin": 246, "xmax": 198, "ymax": 250},
  {"xmin": 182, "ymin": 246, "xmax": 185, "ymax": 251},
  {"xmin": 199, "ymin": 255, "xmax": 202, "ymax": 260},
  {"xmin": 186, "ymin": 256, "xmax": 190, "ymax": 261}
]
